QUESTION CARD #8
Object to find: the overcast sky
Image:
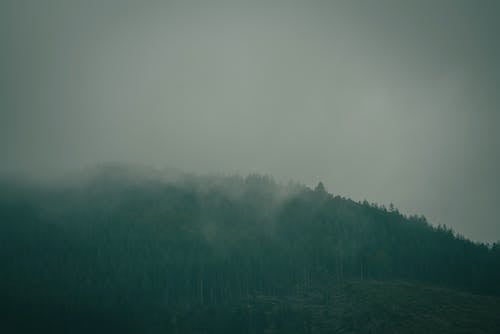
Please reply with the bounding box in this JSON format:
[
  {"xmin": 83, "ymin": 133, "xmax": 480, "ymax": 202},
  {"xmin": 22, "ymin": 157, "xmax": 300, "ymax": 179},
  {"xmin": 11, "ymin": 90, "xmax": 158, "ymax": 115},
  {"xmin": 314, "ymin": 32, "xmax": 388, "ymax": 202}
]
[{"xmin": 1, "ymin": 0, "xmax": 499, "ymax": 242}]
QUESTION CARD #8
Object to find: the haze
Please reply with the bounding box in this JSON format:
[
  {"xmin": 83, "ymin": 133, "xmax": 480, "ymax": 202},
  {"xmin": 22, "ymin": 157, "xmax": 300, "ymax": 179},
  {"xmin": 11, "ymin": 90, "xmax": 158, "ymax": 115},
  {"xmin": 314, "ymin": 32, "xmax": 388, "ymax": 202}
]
[{"xmin": 1, "ymin": 0, "xmax": 499, "ymax": 242}]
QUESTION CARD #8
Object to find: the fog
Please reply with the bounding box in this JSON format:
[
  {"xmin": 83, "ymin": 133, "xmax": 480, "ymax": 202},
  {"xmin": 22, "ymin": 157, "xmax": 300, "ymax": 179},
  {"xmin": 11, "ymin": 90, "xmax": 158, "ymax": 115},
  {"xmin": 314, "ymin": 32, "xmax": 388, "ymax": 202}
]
[{"xmin": 1, "ymin": 0, "xmax": 499, "ymax": 242}]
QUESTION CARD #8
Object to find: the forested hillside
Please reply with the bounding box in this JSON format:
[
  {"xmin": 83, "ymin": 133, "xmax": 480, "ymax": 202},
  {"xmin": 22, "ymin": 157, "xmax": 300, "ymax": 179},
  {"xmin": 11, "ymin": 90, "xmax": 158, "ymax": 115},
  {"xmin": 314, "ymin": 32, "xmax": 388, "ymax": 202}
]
[{"xmin": 1, "ymin": 165, "xmax": 499, "ymax": 333}]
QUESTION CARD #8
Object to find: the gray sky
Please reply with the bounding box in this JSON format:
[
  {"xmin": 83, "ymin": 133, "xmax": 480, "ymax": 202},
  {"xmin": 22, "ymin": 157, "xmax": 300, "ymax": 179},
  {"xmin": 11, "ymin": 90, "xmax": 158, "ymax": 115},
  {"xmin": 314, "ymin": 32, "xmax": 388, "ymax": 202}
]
[{"xmin": 1, "ymin": 0, "xmax": 499, "ymax": 242}]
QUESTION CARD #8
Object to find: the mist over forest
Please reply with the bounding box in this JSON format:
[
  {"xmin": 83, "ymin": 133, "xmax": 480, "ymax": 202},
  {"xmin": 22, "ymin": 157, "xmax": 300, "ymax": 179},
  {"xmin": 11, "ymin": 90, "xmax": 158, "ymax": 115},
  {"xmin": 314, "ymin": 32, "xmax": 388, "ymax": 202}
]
[
  {"xmin": 1, "ymin": 0, "xmax": 500, "ymax": 332},
  {"xmin": 2, "ymin": 0, "xmax": 500, "ymax": 243},
  {"xmin": 1, "ymin": 165, "xmax": 500, "ymax": 332}
]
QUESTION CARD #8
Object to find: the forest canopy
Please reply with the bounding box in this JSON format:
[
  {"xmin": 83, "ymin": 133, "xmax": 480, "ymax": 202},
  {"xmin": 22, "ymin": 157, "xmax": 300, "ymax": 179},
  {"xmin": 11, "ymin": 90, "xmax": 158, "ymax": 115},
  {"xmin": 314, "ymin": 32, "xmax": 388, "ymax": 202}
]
[{"xmin": 1, "ymin": 165, "xmax": 499, "ymax": 332}]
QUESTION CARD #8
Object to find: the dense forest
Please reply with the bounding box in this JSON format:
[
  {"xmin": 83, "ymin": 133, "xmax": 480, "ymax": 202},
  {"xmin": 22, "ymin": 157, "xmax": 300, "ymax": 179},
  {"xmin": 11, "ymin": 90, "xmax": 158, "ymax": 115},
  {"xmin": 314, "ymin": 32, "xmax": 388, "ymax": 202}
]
[{"xmin": 1, "ymin": 165, "xmax": 499, "ymax": 333}]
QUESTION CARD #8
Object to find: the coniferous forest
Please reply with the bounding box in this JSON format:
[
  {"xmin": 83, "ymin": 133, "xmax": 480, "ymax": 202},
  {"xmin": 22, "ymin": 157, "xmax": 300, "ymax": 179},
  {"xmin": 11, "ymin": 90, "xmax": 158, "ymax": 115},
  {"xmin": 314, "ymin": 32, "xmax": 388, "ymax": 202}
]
[{"xmin": 1, "ymin": 165, "xmax": 500, "ymax": 333}]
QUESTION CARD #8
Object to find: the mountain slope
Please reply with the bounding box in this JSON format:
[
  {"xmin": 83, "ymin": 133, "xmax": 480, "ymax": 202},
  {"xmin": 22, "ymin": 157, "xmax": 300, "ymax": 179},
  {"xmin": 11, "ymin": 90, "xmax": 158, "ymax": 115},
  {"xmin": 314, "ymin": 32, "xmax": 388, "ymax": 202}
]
[{"xmin": 1, "ymin": 166, "xmax": 499, "ymax": 332}]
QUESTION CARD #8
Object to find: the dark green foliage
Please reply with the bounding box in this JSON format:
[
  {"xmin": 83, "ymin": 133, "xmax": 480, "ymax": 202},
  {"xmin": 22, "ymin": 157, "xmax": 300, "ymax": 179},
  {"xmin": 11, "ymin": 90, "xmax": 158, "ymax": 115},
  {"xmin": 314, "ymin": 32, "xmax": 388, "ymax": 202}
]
[{"xmin": 0, "ymin": 167, "xmax": 499, "ymax": 332}]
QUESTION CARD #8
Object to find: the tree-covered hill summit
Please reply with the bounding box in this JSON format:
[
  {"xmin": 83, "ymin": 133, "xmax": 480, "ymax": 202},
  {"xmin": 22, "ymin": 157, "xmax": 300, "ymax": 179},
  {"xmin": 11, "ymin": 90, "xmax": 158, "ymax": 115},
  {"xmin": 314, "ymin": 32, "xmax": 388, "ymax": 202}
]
[{"xmin": 1, "ymin": 165, "xmax": 499, "ymax": 333}]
